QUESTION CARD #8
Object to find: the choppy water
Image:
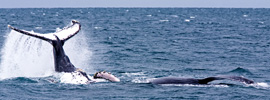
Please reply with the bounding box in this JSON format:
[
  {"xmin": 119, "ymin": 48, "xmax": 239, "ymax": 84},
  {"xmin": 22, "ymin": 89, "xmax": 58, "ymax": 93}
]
[{"xmin": 0, "ymin": 8, "xmax": 270, "ymax": 99}]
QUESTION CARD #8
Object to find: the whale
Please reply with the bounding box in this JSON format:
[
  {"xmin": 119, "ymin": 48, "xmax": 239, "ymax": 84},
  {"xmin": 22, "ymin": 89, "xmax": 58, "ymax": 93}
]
[
  {"xmin": 150, "ymin": 75, "xmax": 254, "ymax": 85},
  {"xmin": 9, "ymin": 20, "xmax": 81, "ymax": 73},
  {"xmin": 8, "ymin": 20, "xmax": 120, "ymax": 83}
]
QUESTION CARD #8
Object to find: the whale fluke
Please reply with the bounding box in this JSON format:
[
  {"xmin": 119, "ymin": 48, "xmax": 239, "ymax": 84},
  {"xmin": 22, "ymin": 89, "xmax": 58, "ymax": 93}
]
[
  {"xmin": 8, "ymin": 20, "xmax": 81, "ymax": 73},
  {"xmin": 8, "ymin": 20, "xmax": 81, "ymax": 44}
]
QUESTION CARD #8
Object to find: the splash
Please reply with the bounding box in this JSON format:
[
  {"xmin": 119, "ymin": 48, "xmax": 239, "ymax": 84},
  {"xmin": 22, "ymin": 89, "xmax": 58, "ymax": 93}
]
[
  {"xmin": 0, "ymin": 30, "xmax": 53, "ymax": 79},
  {"xmin": 124, "ymin": 72, "xmax": 150, "ymax": 83},
  {"xmin": 64, "ymin": 29, "xmax": 92, "ymax": 73},
  {"xmin": 256, "ymin": 82, "xmax": 269, "ymax": 87},
  {"xmin": 60, "ymin": 72, "xmax": 91, "ymax": 84},
  {"xmin": 0, "ymin": 28, "xmax": 92, "ymax": 80},
  {"xmin": 249, "ymin": 82, "xmax": 270, "ymax": 89}
]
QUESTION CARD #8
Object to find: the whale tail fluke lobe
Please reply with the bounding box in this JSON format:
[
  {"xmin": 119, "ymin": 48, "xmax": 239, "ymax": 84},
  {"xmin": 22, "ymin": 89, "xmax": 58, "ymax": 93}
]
[{"xmin": 8, "ymin": 20, "xmax": 81, "ymax": 44}]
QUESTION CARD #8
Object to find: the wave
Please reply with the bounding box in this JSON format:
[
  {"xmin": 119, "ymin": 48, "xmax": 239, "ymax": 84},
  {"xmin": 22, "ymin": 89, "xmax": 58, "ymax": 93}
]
[
  {"xmin": 227, "ymin": 67, "xmax": 253, "ymax": 75},
  {"xmin": 5, "ymin": 77, "xmax": 39, "ymax": 83}
]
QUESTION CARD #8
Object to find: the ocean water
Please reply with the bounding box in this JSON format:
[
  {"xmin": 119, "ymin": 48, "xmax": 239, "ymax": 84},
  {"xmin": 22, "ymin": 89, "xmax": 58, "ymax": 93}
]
[{"xmin": 0, "ymin": 8, "xmax": 270, "ymax": 99}]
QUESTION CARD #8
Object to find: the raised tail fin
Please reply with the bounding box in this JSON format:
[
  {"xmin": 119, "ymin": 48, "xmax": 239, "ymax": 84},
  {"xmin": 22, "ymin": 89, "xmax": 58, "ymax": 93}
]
[
  {"xmin": 52, "ymin": 20, "xmax": 81, "ymax": 41},
  {"xmin": 8, "ymin": 20, "xmax": 81, "ymax": 44},
  {"xmin": 8, "ymin": 25, "xmax": 52, "ymax": 42}
]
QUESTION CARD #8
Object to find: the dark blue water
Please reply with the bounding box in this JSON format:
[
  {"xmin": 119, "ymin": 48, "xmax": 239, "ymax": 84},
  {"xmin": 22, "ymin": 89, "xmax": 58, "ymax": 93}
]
[{"xmin": 0, "ymin": 8, "xmax": 270, "ymax": 99}]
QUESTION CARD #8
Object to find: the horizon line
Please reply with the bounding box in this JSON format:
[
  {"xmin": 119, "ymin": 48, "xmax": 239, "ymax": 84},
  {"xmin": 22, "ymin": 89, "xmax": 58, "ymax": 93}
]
[{"xmin": 0, "ymin": 7, "xmax": 270, "ymax": 9}]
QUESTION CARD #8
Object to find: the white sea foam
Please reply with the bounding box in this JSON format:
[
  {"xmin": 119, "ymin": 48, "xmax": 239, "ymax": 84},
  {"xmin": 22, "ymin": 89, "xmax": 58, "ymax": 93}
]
[
  {"xmin": 159, "ymin": 20, "xmax": 169, "ymax": 22},
  {"xmin": 190, "ymin": 16, "xmax": 195, "ymax": 19},
  {"xmin": 184, "ymin": 19, "xmax": 190, "ymax": 22},
  {"xmin": 124, "ymin": 72, "xmax": 151, "ymax": 83},
  {"xmin": 256, "ymin": 82, "xmax": 269, "ymax": 87},
  {"xmin": 60, "ymin": 72, "xmax": 90, "ymax": 84},
  {"xmin": 259, "ymin": 21, "xmax": 264, "ymax": 24},
  {"xmin": 30, "ymin": 12, "xmax": 35, "ymax": 15},
  {"xmin": 171, "ymin": 15, "xmax": 178, "ymax": 18},
  {"xmin": 35, "ymin": 27, "xmax": 42, "ymax": 29},
  {"xmin": 249, "ymin": 82, "xmax": 270, "ymax": 89},
  {"xmin": 132, "ymin": 77, "xmax": 150, "ymax": 83},
  {"xmin": 124, "ymin": 72, "xmax": 146, "ymax": 77},
  {"xmin": 94, "ymin": 27, "xmax": 102, "ymax": 29}
]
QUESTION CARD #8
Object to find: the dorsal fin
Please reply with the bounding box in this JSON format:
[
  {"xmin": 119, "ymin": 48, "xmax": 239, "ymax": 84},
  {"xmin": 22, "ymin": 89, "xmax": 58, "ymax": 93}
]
[
  {"xmin": 199, "ymin": 75, "xmax": 254, "ymax": 84},
  {"xmin": 198, "ymin": 77, "xmax": 224, "ymax": 84}
]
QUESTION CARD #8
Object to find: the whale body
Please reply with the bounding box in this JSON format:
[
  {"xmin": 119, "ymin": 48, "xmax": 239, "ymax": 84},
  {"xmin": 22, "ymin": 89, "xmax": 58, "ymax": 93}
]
[{"xmin": 150, "ymin": 75, "xmax": 254, "ymax": 85}]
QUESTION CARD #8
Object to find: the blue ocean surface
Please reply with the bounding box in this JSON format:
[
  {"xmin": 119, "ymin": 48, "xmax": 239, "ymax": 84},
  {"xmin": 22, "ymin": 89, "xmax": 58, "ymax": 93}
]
[{"xmin": 0, "ymin": 8, "xmax": 270, "ymax": 99}]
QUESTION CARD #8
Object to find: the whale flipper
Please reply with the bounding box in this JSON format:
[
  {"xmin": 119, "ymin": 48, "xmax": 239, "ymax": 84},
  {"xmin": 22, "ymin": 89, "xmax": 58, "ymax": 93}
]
[{"xmin": 8, "ymin": 20, "xmax": 81, "ymax": 43}]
